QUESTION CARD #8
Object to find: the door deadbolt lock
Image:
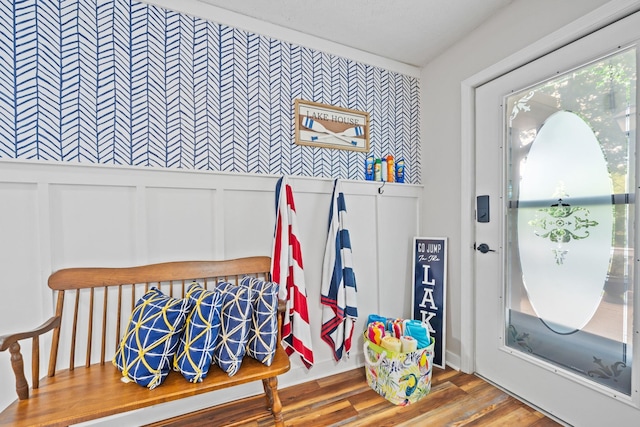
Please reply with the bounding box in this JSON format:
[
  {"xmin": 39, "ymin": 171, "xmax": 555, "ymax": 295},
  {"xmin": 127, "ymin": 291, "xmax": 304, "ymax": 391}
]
[{"xmin": 476, "ymin": 243, "xmax": 495, "ymax": 253}]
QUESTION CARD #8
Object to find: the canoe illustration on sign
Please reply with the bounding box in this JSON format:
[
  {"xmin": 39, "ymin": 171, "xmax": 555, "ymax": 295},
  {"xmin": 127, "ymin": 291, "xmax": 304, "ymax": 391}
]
[{"xmin": 517, "ymin": 110, "xmax": 613, "ymax": 334}]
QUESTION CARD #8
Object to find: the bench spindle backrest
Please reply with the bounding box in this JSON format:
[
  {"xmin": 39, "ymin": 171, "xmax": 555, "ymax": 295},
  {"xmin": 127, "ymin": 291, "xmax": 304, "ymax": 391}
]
[{"xmin": 46, "ymin": 257, "xmax": 273, "ymax": 378}]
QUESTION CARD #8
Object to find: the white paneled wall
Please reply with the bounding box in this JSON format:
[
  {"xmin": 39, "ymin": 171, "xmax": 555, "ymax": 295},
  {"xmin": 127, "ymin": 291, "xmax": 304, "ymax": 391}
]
[{"xmin": 0, "ymin": 160, "xmax": 422, "ymax": 424}]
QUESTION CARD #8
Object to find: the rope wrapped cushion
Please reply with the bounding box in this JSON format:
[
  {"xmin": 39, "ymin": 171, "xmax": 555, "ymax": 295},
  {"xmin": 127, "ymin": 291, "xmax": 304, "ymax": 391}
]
[
  {"xmin": 173, "ymin": 283, "xmax": 223, "ymax": 383},
  {"xmin": 213, "ymin": 282, "xmax": 253, "ymax": 376},
  {"xmin": 113, "ymin": 287, "xmax": 192, "ymax": 389},
  {"xmin": 241, "ymin": 276, "xmax": 279, "ymax": 366}
]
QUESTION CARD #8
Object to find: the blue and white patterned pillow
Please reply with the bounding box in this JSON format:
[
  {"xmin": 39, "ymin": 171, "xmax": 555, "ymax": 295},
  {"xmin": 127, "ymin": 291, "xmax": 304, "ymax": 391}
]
[
  {"xmin": 240, "ymin": 276, "xmax": 279, "ymax": 366},
  {"xmin": 173, "ymin": 282, "xmax": 223, "ymax": 383},
  {"xmin": 213, "ymin": 281, "xmax": 253, "ymax": 376},
  {"xmin": 113, "ymin": 287, "xmax": 191, "ymax": 389}
]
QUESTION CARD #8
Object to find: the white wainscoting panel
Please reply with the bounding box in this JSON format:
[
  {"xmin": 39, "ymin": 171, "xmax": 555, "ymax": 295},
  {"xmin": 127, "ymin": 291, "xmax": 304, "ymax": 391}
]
[
  {"xmin": 146, "ymin": 187, "xmax": 218, "ymax": 263},
  {"xmin": 377, "ymin": 193, "xmax": 420, "ymax": 318},
  {"xmin": 50, "ymin": 184, "xmax": 138, "ymax": 269}
]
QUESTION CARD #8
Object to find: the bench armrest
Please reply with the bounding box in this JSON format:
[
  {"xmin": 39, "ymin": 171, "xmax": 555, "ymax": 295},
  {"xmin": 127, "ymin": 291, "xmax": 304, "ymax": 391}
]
[
  {"xmin": 0, "ymin": 316, "xmax": 61, "ymax": 400},
  {"xmin": 0, "ymin": 317, "xmax": 61, "ymax": 351}
]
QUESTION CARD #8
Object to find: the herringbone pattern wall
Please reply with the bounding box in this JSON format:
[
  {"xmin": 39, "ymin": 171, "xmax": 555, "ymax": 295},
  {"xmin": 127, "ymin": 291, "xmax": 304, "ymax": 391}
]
[{"xmin": 0, "ymin": 0, "xmax": 421, "ymax": 183}]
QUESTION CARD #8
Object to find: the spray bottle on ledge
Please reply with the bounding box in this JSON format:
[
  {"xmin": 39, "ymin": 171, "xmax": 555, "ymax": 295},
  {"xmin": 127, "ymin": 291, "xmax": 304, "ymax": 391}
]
[{"xmin": 386, "ymin": 155, "xmax": 394, "ymax": 182}]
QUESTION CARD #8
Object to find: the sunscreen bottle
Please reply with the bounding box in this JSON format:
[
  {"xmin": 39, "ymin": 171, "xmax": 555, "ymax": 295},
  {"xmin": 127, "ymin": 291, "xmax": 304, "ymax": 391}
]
[
  {"xmin": 381, "ymin": 158, "xmax": 388, "ymax": 181},
  {"xmin": 395, "ymin": 158, "xmax": 405, "ymax": 183},
  {"xmin": 365, "ymin": 155, "xmax": 374, "ymax": 180},
  {"xmin": 386, "ymin": 155, "xmax": 394, "ymax": 182},
  {"xmin": 374, "ymin": 158, "xmax": 382, "ymax": 181}
]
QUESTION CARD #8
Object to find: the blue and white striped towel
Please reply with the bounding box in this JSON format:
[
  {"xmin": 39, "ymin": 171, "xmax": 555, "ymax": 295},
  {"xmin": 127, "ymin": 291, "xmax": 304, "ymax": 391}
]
[{"xmin": 320, "ymin": 179, "xmax": 358, "ymax": 361}]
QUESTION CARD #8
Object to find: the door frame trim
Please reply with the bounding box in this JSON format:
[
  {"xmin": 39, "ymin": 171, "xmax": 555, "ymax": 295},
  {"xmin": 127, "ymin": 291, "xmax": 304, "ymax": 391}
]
[{"xmin": 459, "ymin": 0, "xmax": 640, "ymax": 374}]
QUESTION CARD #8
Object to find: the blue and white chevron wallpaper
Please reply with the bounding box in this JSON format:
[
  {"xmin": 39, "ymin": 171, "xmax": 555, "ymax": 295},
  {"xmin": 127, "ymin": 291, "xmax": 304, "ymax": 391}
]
[{"xmin": 0, "ymin": 0, "xmax": 420, "ymax": 183}]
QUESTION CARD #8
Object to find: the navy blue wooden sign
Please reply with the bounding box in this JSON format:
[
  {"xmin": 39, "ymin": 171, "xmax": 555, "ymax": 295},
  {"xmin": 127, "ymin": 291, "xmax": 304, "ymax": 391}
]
[{"xmin": 412, "ymin": 237, "xmax": 447, "ymax": 368}]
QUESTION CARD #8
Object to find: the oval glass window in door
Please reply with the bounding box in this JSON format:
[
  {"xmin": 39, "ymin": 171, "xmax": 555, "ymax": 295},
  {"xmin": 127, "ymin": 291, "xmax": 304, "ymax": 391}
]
[{"xmin": 517, "ymin": 110, "xmax": 613, "ymax": 333}]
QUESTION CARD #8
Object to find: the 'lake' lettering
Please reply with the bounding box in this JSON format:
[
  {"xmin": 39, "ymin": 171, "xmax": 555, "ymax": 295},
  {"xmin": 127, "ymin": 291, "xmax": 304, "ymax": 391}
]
[
  {"xmin": 419, "ymin": 287, "xmax": 437, "ymax": 310},
  {"xmin": 312, "ymin": 112, "xmax": 329, "ymax": 120},
  {"xmin": 420, "ymin": 310, "xmax": 436, "ymax": 334},
  {"xmin": 421, "ymin": 264, "xmax": 435, "ymax": 286}
]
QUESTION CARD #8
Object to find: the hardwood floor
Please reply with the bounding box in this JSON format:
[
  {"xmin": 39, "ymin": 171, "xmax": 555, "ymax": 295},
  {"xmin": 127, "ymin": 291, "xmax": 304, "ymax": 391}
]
[{"xmin": 148, "ymin": 366, "xmax": 562, "ymax": 427}]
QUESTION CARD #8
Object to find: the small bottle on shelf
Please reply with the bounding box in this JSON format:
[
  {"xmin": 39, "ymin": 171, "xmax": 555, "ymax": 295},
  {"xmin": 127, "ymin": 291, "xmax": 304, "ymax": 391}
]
[
  {"xmin": 374, "ymin": 158, "xmax": 382, "ymax": 181},
  {"xmin": 395, "ymin": 158, "xmax": 405, "ymax": 183},
  {"xmin": 386, "ymin": 155, "xmax": 394, "ymax": 182},
  {"xmin": 381, "ymin": 158, "xmax": 388, "ymax": 181}
]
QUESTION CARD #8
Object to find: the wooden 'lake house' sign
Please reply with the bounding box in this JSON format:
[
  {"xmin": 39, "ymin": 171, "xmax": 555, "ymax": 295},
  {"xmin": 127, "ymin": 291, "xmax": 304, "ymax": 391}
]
[{"xmin": 294, "ymin": 99, "xmax": 370, "ymax": 152}]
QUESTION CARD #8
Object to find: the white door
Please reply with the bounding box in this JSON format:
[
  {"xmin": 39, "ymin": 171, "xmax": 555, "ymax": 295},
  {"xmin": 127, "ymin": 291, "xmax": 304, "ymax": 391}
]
[{"xmin": 475, "ymin": 11, "xmax": 639, "ymax": 425}]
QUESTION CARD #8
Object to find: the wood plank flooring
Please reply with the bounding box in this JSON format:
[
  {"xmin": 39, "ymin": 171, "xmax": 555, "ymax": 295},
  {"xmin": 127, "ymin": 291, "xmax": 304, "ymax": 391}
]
[{"xmin": 147, "ymin": 366, "xmax": 562, "ymax": 427}]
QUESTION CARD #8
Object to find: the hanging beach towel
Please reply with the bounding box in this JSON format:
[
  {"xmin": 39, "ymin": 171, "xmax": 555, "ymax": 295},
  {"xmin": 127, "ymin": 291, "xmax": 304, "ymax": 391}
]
[
  {"xmin": 271, "ymin": 176, "xmax": 314, "ymax": 368},
  {"xmin": 321, "ymin": 179, "xmax": 358, "ymax": 361}
]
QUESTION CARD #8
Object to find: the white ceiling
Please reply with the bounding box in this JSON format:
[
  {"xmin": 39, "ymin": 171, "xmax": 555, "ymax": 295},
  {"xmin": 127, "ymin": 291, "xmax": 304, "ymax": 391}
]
[{"xmin": 199, "ymin": 0, "xmax": 513, "ymax": 67}]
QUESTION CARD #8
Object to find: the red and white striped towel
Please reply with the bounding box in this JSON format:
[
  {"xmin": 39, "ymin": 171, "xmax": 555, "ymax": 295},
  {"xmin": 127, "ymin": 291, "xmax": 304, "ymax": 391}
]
[{"xmin": 270, "ymin": 176, "xmax": 314, "ymax": 368}]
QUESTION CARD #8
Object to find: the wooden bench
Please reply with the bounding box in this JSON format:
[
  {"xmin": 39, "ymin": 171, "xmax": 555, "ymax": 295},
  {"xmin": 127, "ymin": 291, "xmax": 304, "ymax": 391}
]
[{"xmin": 0, "ymin": 256, "xmax": 291, "ymax": 427}]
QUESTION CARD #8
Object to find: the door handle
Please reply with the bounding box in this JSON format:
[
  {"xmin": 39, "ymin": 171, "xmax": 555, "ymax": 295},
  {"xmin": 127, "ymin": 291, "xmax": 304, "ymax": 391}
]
[{"xmin": 476, "ymin": 243, "xmax": 496, "ymax": 253}]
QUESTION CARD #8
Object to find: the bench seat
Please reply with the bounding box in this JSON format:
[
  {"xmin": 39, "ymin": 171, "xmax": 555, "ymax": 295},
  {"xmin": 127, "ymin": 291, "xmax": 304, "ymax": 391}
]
[{"xmin": 0, "ymin": 346, "xmax": 289, "ymax": 427}]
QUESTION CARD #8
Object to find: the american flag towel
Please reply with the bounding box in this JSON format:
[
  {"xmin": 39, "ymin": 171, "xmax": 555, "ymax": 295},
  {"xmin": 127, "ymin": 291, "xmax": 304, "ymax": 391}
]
[
  {"xmin": 321, "ymin": 179, "xmax": 358, "ymax": 361},
  {"xmin": 270, "ymin": 176, "xmax": 314, "ymax": 368}
]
